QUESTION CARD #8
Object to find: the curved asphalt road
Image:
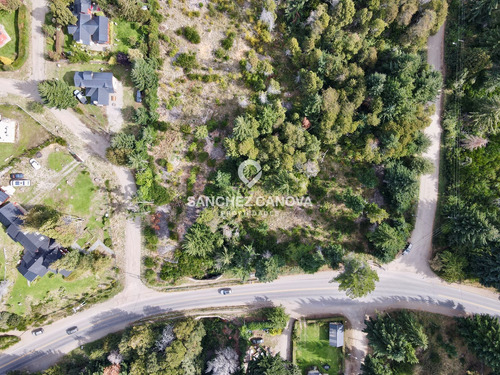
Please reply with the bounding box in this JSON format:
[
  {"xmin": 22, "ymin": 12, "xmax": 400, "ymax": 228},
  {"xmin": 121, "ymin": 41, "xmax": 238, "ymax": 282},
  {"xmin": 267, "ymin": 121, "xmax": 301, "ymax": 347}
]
[{"xmin": 0, "ymin": 271, "xmax": 499, "ymax": 373}]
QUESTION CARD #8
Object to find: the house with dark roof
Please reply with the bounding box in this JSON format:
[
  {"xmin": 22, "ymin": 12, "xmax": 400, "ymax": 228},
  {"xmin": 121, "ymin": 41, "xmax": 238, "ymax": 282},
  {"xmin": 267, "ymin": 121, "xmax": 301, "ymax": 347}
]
[
  {"xmin": 74, "ymin": 0, "xmax": 91, "ymax": 14},
  {"xmin": 74, "ymin": 71, "xmax": 115, "ymax": 106},
  {"xmin": 0, "ymin": 190, "xmax": 8, "ymax": 205},
  {"xmin": 67, "ymin": 0, "xmax": 109, "ymax": 45},
  {"xmin": 329, "ymin": 322, "xmax": 344, "ymax": 347},
  {"xmin": 0, "ymin": 202, "xmax": 71, "ymax": 282}
]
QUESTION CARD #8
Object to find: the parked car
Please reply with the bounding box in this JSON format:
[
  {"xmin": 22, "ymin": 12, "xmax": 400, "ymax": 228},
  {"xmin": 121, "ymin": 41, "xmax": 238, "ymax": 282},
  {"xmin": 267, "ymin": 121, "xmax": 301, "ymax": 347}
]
[
  {"xmin": 10, "ymin": 179, "xmax": 30, "ymax": 187},
  {"xmin": 218, "ymin": 288, "xmax": 232, "ymax": 295},
  {"xmin": 32, "ymin": 328, "xmax": 44, "ymax": 336},
  {"xmin": 66, "ymin": 326, "xmax": 78, "ymax": 335},
  {"xmin": 250, "ymin": 337, "xmax": 264, "ymax": 345},
  {"xmin": 10, "ymin": 173, "xmax": 24, "ymax": 179},
  {"xmin": 135, "ymin": 90, "xmax": 142, "ymax": 103},
  {"xmin": 403, "ymin": 242, "xmax": 413, "ymax": 255},
  {"xmin": 29, "ymin": 159, "xmax": 41, "ymax": 170},
  {"xmin": 73, "ymin": 89, "xmax": 87, "ymax": 104}
]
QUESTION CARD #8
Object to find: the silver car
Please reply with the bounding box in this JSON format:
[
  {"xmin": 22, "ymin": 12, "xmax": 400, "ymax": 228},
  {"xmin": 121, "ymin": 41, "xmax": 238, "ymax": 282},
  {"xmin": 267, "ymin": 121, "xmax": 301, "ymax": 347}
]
[
  {"xmin": 73, "ymin": 89, "xmax": 87, "ymax": 104},
  {"xmin": 32, "ymin": 328, "xmax": 44, "ymax": 336},
  {"xmin": 403, "ymin": 243, "xmax": 413, "ymax": 255}
]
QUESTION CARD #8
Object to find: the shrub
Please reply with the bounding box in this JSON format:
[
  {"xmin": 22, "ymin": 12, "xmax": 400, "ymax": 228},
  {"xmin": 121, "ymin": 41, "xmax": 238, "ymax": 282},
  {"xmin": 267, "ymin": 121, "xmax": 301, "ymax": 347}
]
[
  {"xmin": 27, "ymin": 101, "xmax": 44, "ymax": 114},
  {"xmin": 145, "ymin": 268, "xmax": 156, "ymax": 281},
  {"xmin": 144, "ymin": 256, "xmax": 156, "ymax": 268},
  {"xmin": 143, "ymin": 225, "xmax": 159, "ymax": 250},
  {"xmin": 0, "ymin": 335, "xmax": 20, "ymax": 350},
  {"xmin": 103, "ymin": 237, "xmax": 112, "ymax": 247},
  {"xmin": 198, "ymin": 151, "xmax": 209, "ymax": 162},
  {"xmin": 151, "ymin": 184, "xmax": 175, "ymax": 205},
  {"xmin": 221, "ymin": 31, "xmax": 236, "ymax": 50},
  {"xmin": 180, "ymin": 26, "xmax": 201, "ymax": 44},
  {"xmin": 180, "ymin": 124, "xmax": 192, "ymax": 134},
  {"xmin": 69, "ymin": 49, "xmax": 91, "ymax": 63},
  {"xmin": 214, "ymin": 48, "xmax": 228, "ymax": 60},
  {"xmin": 174, "ymin": 52, "xmax": 198, "ymax": 72}
]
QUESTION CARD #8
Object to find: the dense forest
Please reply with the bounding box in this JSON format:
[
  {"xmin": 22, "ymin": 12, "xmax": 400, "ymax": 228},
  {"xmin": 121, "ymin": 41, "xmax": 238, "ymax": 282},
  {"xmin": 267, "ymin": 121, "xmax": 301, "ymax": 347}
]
[
  {"xmin": 433, "ymin": 0, "xmax": 500, "ymax": 289},
  {"xmin": 154, "ymin": 0, "xmax": 446, "ymax": 290},
  {"xmin": 361, "ymin": 311, "xmax": 497, "ymax": 374}
]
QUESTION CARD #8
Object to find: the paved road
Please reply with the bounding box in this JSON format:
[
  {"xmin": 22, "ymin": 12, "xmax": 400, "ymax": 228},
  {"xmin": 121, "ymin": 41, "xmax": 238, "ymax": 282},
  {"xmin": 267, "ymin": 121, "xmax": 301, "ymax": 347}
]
[{"xmin": 0, "ymin": 271, "xmax": 499, "ymax": 373}]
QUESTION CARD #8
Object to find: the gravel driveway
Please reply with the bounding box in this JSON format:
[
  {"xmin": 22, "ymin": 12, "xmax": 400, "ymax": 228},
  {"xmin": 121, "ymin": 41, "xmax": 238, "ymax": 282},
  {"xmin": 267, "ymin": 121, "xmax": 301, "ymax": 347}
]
[{"xmin": 107, "ymin": 78, "xmax": 124, "ymax": 133}]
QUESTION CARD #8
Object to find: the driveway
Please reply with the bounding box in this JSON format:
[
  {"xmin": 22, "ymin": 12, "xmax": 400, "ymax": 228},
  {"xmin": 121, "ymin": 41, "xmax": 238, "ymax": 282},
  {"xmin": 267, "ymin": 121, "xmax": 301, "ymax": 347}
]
[{"xmin": 106, "ymin": 78, "xmax": 125, "ymax": 133}]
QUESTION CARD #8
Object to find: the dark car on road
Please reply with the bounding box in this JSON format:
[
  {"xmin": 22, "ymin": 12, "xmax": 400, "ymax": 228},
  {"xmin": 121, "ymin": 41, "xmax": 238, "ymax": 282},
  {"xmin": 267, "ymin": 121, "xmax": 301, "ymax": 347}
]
[
  {"xmin": 218, "ymin": 288, "xmax": 232, "ymax": 295},
  {"xmin": 10, "ymin": 173, "xmax": 24, "ymax": 179},
  {"xmin": 66, "ymin": 326, "xmax": 78, "ymax": 335},
  {"xmin": 250, "ymin": 337, "xmax": 264, "ymax": 345},
  {"xmin": 31, "ymin": 328, "xmax": 44, "ymax": 336}
]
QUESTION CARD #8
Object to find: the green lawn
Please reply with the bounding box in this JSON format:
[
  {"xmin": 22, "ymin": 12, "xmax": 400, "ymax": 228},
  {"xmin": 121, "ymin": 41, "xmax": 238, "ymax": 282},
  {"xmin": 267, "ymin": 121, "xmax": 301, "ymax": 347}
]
[
  {"xmin": 0, "ymin": 105, "xmax": 51, "ymax": 164},
  {"xmin": 7, "ymin": 270, "xmax": 99, "ymax": 315},
  {"xmin": 114, "ymin": 19, "xmax": 142, "ymax": 53},
  {"xmin": 0, "ymin": 9, "xmax": 17, "ymax": 60},
  {"xmin": 47, "ymin": 151, "xmax": 74, "ymax": 172},
  {"xmin": 294, "ymin": 321, "xmax": 343, "ymax": 375},
  {"xmin": 43, "ymin": 171, "xmax": 95, "ymax": 216}
]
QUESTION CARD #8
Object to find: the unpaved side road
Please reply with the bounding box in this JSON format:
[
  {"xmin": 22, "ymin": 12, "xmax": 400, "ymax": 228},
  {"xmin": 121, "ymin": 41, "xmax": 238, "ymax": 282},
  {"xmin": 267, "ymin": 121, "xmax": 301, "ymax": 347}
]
[
  {"xmin": 30, "ymin": 0, "xmax": 48, "ymax": 81},
  {"xmin": 387, "ymin": 24, "xmax": 445, "ymax": 277},
  {"xmin": 351, "ymin": 24, "xmax": 446, "ymax": 374}
]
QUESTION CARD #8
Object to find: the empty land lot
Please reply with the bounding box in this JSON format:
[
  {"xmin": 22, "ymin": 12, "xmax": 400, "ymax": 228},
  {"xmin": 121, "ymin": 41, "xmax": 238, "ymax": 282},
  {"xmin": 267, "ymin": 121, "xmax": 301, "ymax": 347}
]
[{"xmin": 0, "ymin": 104, "xmax": 51, "ymax": 164}]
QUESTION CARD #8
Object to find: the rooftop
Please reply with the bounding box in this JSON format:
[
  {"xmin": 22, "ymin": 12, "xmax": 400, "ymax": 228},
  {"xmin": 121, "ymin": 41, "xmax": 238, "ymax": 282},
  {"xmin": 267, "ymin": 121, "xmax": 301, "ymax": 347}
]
[
  {"xmin": 0, "ymin": 202, "xmax": 71, "ymax": 282},
  {"xmin": 329, "ymin": 322, "xmax": 344, "ymax": 348},
  {"xmin": 68, "ymin": 14, "xmax": 109, "ymax": 46},
  {"xmin": 74, "ymin": 71, "xmax": 115, "ymax": 106}
]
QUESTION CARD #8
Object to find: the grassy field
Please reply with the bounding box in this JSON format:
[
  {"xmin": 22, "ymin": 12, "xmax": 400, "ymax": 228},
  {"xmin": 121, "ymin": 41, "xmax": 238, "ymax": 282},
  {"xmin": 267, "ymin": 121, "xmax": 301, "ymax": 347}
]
[
  {"xmin": 294, "ymin": 320, "xmax": 343, "ymax": 375},
  {"xmin": 43, "ymin": 170, "xmax": 95, "ymax": 216},
  {"xmin": 0, "ymin": 105, "xmax": 51, "ymax": 164},
  {"xmin": 7, "ymin": 271, "xmax": 99, "ymax": 315},
  {"xmin": 114, "ymin": 19, "xmax": 142, "ymax": 53},
  {"xmin": 0, "ymin": 10, "xmax": 17, "ymax": 60},
  {"xmin": 47, "ymin": 151, "xmax": 73, "ymax": 172}
]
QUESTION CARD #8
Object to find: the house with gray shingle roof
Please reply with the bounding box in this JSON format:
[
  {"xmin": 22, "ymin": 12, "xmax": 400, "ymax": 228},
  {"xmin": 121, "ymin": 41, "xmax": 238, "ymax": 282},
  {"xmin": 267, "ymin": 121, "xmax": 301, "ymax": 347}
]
[
  {"xmin": 0, "ymin": 202, "xmax": 72, "ymax": 282},
  {"xmin": 67, "ymin": 0, "xmax": 109, "ymax": 45},
  {"xmin": 74, "ymin": 71, "xmax": 115, "ymax": 106}
]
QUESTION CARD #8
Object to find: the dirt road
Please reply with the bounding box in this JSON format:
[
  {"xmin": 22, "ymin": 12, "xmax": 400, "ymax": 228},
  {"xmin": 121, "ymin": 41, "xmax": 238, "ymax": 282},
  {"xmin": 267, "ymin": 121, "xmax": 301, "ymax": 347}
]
[
  {"xmin": 30, "ymin": 0, "xmax": 48, "ymax": 81},
  {"xmin": 387, "ymin": 25, "xmax": 445, "ymax": 276}
]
